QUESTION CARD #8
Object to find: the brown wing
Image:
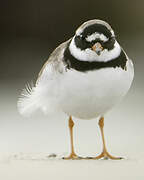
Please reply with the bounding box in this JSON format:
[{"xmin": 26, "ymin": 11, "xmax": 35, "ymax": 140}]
[{"xmin": 36, "ymin": 39, "xmax": 71, "ymax": 84}]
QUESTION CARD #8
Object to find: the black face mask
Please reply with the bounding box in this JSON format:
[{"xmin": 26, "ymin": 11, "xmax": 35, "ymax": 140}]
[{"xmin": 74, "ymin": 35, "xmax": 115, "ymax": 51}]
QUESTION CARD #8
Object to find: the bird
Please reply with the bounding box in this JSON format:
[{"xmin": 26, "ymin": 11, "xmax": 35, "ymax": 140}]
[{"xmin": 18, "ymin": 19, "xmax": 134, "ymax": 160}]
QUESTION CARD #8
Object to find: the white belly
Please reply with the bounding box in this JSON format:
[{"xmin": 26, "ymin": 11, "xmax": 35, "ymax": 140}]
[{"xmin": 58, "ymin": 60, "xmax": 134, "ymax": 119}]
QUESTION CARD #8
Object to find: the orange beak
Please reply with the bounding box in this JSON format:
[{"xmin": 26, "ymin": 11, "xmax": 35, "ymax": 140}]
[{"xmin": 92, "ymin": 42, "xmax": 103, "ymax": 55}]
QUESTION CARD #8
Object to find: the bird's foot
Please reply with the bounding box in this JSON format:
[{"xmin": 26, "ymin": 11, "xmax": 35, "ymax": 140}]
[
  {"xmin": 89, "ymin": 151, "xmax": 123, "ymax": 160},
  {"xmin": 63, "ymin": 153, "xmax": 82, "ymax": 160}
]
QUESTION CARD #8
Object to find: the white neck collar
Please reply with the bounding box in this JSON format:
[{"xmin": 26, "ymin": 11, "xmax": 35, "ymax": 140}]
[{"xmin": 69, "ymin": 37, "xmax": 121, "ymax": 62}]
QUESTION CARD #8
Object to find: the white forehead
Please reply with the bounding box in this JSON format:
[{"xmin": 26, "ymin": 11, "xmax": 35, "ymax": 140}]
[
  {"xmin": 76, "ymin": 19, "xmax": 115, "ymax": 37},
  {"xmin": 86, "ymin": 32, "xmax": 108, "ymax": 42}
]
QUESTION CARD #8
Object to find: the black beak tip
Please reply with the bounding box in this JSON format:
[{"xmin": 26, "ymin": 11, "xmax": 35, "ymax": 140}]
[{"xmin": 96, "ymin": 51, "xmax": 101, "ymax": 56}]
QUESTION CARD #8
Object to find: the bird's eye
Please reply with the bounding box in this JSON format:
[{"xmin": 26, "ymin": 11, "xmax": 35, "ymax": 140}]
[
  {"xmin": 103, "ymin": 37, "xmax": 115, "ymax": 50},
  {"xmin": 78, "ymin": 35, "xmax": 85, "ymax": 40},
  {"xmin": 109, "ymin": 37, "xmax": 115, "ymax": 43}
]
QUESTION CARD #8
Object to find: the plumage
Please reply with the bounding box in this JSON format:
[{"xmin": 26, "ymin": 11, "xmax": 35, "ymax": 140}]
[
  {"xmin": 17, "ymin": 19, "xmax": 134, "ymax": 160},
  {"xmin": 18, "ymin": 20, "xmax": 134, "ymax": 119}
]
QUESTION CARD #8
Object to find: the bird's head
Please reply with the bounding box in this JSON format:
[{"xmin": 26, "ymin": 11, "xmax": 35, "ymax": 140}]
[{"xmin": 69, "ymin": 19, "xmax": 121, "ymax": 62}]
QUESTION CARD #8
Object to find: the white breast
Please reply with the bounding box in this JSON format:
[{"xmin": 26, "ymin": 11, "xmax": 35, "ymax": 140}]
[{"xmin": 58, "ymin": 60, "xmax": 134, "ymax": 119}]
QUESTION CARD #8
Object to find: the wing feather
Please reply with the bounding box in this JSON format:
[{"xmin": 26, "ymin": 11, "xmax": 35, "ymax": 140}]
[{"xmin": 17, "ymin": 39, "xmax": 71, "ymax": 117}]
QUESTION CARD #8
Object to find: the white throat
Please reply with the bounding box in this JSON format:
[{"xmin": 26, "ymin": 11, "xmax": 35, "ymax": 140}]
[{"xmin": 69, "ymin": 37, "xmax": 121, "ymax": 62}]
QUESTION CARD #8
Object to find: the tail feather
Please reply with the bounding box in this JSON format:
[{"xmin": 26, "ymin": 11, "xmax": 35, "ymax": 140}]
[
  {"xmin": 17, "ymin": 82, "xmax": 40, "ymax": 117},
  {"xmin": 17, "ymin": 79, "xmax": 60, "ymax": 117}
]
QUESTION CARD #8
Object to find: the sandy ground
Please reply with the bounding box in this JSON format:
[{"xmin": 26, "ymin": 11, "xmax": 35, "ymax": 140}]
[
  {"xmin": 0, "ymin": 153, "xmax": 144, "ymax": 180},
  {"xmin": 0, "ymin": 76, "xmax": 144, "ymax": 179}
]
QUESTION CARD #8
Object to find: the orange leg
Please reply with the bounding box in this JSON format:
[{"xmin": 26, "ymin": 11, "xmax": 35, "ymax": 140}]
[
  {"xmin": 93, "ymin": 117, "xmax": 123, "ymax": 160},
  {"xmin": 63, "ymin": 116, "xmax": 81, "ymax": 160}
]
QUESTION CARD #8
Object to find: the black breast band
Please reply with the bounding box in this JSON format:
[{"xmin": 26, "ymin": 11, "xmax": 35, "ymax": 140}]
[{"xmin": 64, "ymin": 47, "xmax": 127, "ymax": 72}]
